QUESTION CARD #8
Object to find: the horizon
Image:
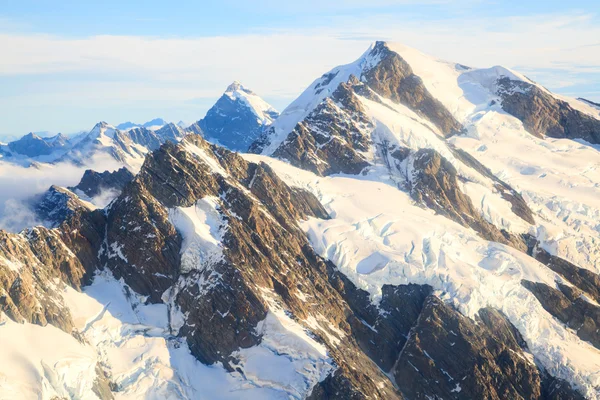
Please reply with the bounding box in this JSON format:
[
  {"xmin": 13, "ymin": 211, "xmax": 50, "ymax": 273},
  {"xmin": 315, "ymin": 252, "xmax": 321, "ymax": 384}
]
[{"xmin": 1, "ymin": 0, "xmax": 599, "ymax": 139}]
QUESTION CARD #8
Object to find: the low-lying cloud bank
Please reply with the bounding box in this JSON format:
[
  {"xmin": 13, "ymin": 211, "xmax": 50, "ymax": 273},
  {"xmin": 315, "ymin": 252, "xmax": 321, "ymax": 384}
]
[{"xmin": 0, "ymin": 154, "xmax": 124, "ymax": 232}]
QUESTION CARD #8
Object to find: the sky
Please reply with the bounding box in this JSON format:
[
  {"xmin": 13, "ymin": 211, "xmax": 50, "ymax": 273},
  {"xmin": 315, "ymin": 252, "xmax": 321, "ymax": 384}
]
[{"xmin": 1, "ymin": 0, "xmax": 599, "ymax": 140}]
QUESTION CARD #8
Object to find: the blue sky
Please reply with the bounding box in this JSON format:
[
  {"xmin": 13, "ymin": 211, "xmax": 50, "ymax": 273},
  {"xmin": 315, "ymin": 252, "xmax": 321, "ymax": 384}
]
[{"xmin": 1, "ymin": 0, "xmax": 599, "ymax": 139}]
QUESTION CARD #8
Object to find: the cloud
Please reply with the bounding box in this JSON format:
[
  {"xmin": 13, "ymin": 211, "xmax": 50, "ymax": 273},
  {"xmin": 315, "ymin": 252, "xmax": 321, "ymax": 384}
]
[
  {"xmin": 1, "ymin": 11, "xmax": 598, "ymax": 79},
  {"xmin": 0, "ymin": 11, "xmax": 599, "ymax": 134},
  {"xmin": 0, "ymin": 153, "xmax": 124, "ymax": 232}
]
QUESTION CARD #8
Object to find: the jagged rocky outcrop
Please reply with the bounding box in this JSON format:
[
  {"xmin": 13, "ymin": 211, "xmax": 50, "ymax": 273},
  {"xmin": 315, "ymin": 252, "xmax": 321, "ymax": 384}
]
[
  {"xmin": 100, "ymin": 134, "xmax": 401, "ymax": 397},
  {"xmin": 33, "ymin": 185, "xmax": 92, "ymax": 228},
  {"xmin": 320, "ymin": 260, "xmax": 582, "ymax": 399},
  {"xmin": 272, "ymin": 80, "xmax": 372, "ymax": 175},
  {"xmin": 523, "ymin": 280, "xmax": 600, "ymax": 350},
  {"xmin": 363, "ymin": 41, "xmax": 464, "ymax": 137},
  {"xmin": 393, "ymin": 296, "xmax": 582, "ymax": 399},
  {"xmin": 0, "ymin": 189, "xmax": 105, "ymax": 332},
  {"xmin": 197, "ymin": 82, "xmax": 279, "ymax": 152},
  {"xmin": 71, "ymin": 167, "xmax": 134, "ymax": 198},
  {"xmin": 3, "ymin": 40, "xmax": 600, "ymax": 399},
  {"xmin": 498, "ymin": 77, "xmax": 600, "ymax": 144}
]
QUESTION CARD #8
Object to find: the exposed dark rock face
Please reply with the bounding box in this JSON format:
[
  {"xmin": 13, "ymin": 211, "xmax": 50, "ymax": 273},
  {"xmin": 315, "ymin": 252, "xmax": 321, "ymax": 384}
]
[
  {"xmin": 33, "ymin": 185, "xmax": 91, "ymax": 228},
  {"xmin": 102, "ymin": 172, "xmax": 182, "ymax": 303},
  {"xmin": 0, "ymin": 230, "xmax": 76, "ymax": 332},
  {"xmin": 0, "ymin": 190, "xmax": 105, "ymax": 333},
  {"xmin": 522, "ymin": 280, "xmax": 600, "ymax": 350},
  {"xmin": 272, "ymin": 81, "xmax": 372, "ymax": 176},
  {"xmin": 498, "ymin": 77, "xmax": 600, "ymax": 144},
  {"xmin": 198, "ymin": 82, "xmax": 279, "ymax": 152},
  {"xmin": 321, "ymin": 262, "xmax": 583, "ymax": 399},
  {"xmin": 363, "ymin": 41, "xmax": 464, "ymax": 137},
  {"xmin": 96, "ymin": 134, "xmax": 402, "ymax": 397},
  {"xmin": 525, "ymin": 238, "xmax": 600, "ymax": 304},
  {"xmin": 71, "ymin": 167, "xmax": 134, "ymax": 198},
  {"xmin": 409, "ymin": 148, "xmax": 527, "ymax": 250},
  {"xmin": 0, "ymin": 131, "xmax": 586, "ymax": 399},
  {"xmin": 326, "ymin": 263, "xmax": 433, "ymax": 372},
  {"xmin": 394, "ymin": 297, "xmax": 544, "ymax": 399},
  {"xmin": 92, "ymin": 364, "xmax": 115, "ymax": 400},
  {"xmin": 542, "ymin": 375, "xmax": 586, "ymax": 400}
]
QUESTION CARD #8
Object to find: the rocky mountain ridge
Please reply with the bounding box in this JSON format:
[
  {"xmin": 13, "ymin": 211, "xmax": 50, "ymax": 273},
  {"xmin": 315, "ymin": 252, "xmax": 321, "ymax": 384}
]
[{"xmin": 1, "ymin": 41, "xmax": 600, "ymax": 399}]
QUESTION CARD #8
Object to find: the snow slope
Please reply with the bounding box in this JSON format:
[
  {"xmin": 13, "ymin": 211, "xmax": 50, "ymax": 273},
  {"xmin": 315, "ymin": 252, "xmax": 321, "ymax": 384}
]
[
  {"xmin": 0, "ymin": 266, "xmax": 334, "ymax": 399},
  {"xmin": 263, "ymin": 41, "xmax": 600, "ymax": 274},
  {"xmin": 225, "ymin": 82, "xmax": 279, "ymax": 126},
  {"xmin": 378, "ymin": 42, "xmax": 600, "ymax": 273},
  {"xmin": 169, "ymin": 197, "xmax": 226, "ymax": 274},
  {"xmin": 0, "ymin": 315, "xmax": 99, "ymax": 400},
  {"xmin": 244, "ymin": 154, "xmax": 600, "ymax": 398}
]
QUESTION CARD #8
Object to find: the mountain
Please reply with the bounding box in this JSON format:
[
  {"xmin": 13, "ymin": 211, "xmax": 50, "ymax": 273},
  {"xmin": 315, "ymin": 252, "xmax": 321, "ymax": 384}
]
[
  {"xmin": 142, "ymin": 118, "xmax": 168, "ymax": 129},
  {"xmin": 0, "ymin": 121, "xmax": 189, "ymax": 170},
  {"xmin": 69, "ymin": 167, "xmax": 135, "ymax": 198},
  {"xmin": 2, "ymin": 132, "xmax": 71, "ymax": 158},
  {"xmin": 115, "ymin": 121, "xmax": 139, "ymax": 130},
  {"xmin": 1, "ymin": 41, "xmax": 600, "ymax": 399},
  {"xmin": 116, "ymin": 118, "xmax": 168, "ymax": 131},
  {"xmin": 196, "ymin": 81, "xmax": 279, "ymax": 152},
  {"xmin": 177, "ymin": 120, "xmax": 191, "ymax": 129}
]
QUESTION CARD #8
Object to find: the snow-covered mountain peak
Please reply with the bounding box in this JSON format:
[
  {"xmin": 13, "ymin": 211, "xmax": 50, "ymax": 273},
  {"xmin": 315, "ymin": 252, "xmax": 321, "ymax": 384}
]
[
  {"xmin": 88, "ymin": 121, "xmax": 116, "ymax": 139},
  {"xmin": 194, "ymin": 82, "xmax": 279, "ymax": 152},
  {"xmin": 22, "ymin": 132, "xmax": 41, "ymax": 140},
  {"xmin": 222, "ymin": 81, "xmax": 277, "ymax": 123},
  {"xmin": 45, "ymin": 132, "xmax": 69, "ymax": 144},
  {"xmin": 225, "ymin": 80, "xmax": 252, "ymax": 95}
]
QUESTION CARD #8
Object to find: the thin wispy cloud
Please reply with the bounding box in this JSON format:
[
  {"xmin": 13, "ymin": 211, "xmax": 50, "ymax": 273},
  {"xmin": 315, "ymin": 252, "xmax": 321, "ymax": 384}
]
[{"xmin": 0, "ymin": 9, "xmax": 598, "ymax": 136}]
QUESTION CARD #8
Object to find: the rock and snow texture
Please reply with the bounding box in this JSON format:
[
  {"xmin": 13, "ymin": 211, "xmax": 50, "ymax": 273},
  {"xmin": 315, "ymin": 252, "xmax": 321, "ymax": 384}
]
[
  {"xmin": 246, "ymin": 40, "xmax": 600, "ymax": 397},
  {"xmin": 1, "ymin": 41, "xmax": 600, "ymax": 399},
  {"xmin": 169, "ymin": 197, "xmax": 226, "ymax": 274},
  {"xmin": 197, "ymin": 82, "xmax": 279, "ymax": 152},
  {"xmin": 245, "ymin": 154, "xmax": 600, "ymax": 398}
]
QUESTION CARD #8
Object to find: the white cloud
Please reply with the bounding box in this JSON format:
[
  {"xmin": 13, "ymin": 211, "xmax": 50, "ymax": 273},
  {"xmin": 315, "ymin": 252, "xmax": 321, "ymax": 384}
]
[
  {"xmin": 0, "ymin": 11, "xmax": 598, "ymax": 134},
  {"xmin": 1, "ymin": 11, "xmax": 598, "ymax": 80},
  {"xmin": 0, "ymin": 153, "xmax": 124, "ymax": 232}
]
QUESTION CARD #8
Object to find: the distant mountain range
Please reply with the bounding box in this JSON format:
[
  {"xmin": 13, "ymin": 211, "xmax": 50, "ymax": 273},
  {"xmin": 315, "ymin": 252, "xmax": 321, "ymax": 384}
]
[
  {"xmin": 0, "ymin": 120, "xmax": 188, "ymax": 169},
  {"xmin": 115, "ymin": 118, "xmax": 168, "ymax": 131},
  {"xmin": 1, "ymin": 84, "xmax": 279, "ymax": 166}
]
